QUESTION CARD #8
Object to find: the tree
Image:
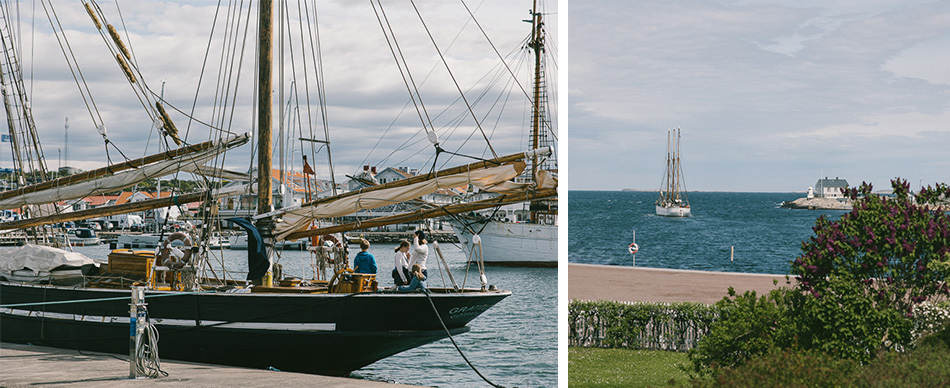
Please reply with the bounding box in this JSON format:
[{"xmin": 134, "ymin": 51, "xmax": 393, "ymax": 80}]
[
  {"xmin": 793, "ymin": 179, "xmax": 950, "ymax": 319},
  {"xmin": 692, "ymin": 179, "xmax": 950, "ymax": 375}
]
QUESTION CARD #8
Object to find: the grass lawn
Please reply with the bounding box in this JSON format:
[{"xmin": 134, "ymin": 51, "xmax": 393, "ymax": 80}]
[{"xmin": 569, "ymin": 347, "xmax": 690, "ymax": 387}]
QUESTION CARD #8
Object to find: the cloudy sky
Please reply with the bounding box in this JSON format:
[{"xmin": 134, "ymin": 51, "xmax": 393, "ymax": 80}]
[
  {"xmin": 569, "ymin": 0, "xmax": 950, "ymax": 192},
  {"xmin": 3, "ymin": 0, "xmax": 556, "ymax": 183}
]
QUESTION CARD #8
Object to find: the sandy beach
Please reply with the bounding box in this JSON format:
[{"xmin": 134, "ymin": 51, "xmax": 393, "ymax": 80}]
[{"xmin": 569, "ymin": 263, "xmax": 793, "ymax": 304}]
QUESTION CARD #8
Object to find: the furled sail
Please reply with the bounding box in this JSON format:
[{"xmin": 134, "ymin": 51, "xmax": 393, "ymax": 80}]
[
  {"xmin": 0, "ymin": 183, "xmax": 254, "ymax": 230},
  {"xmin": 269, "ymin": 147, "xmax": 552, "ymax": 240},
  {"xmin": 283, "ymin": 187, "xmax": 557, "ymax": 240},
  {"xmin": 0, "ymin": 133, "xmax": 250, "ymax": 209}
]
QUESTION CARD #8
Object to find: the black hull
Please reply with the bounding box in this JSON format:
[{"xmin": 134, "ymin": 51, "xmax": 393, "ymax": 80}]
[{"xmin": 0, "ymin": 282, "xmax": 508, "ymax": 376}]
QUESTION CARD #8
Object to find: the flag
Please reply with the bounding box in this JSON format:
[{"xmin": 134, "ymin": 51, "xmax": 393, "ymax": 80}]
[{"xmin": 303, "ymin": 158, "xmax": 315, "ymax": 175}]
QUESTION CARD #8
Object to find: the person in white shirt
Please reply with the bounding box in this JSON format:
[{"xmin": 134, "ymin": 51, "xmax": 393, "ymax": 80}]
[
  {"xmin": 410, "ymin": 230, "xmax": 429, "ymax": 278},
  {"xmin": 392, "ymin": 239, "xmax": 411, "ymax": 286}
]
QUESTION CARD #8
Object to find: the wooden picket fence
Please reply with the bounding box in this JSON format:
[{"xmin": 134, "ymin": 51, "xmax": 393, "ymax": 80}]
[{"xmin": 569, "ymin": 300, "xmax": 720, "ymax": 352}]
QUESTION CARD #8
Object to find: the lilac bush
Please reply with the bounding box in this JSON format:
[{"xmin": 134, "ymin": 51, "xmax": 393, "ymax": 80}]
[{"xmin": 793, "ymin": 179, "xmax": 950, "ymax": 317}]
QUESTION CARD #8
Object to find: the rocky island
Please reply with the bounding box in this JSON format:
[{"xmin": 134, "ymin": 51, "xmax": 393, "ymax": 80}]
[{"xmin": 781, "ymin": 197, "xmax": 853, "ymax": 210}]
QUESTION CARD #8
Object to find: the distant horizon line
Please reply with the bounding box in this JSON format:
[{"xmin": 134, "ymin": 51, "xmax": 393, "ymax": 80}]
[{"xmin": 571, "ymin": 189, "xmax": 809, "ymax": 193}]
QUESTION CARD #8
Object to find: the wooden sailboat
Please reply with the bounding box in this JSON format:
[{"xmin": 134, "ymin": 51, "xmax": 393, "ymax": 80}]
[
  {"xmin": 449, "ymin": 0, "xmax": 558, "ymax": 267},
  {"xmin": 655, "ymin": 128, "xmax": 691, "ymax": 217},
  {"xmin": 0, "ymin": 1, "xmax": 553, "ymax": 377}
]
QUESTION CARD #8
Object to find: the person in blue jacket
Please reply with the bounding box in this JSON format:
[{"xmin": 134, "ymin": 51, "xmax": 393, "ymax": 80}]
[{"xmin": 353, "ymin": 239, "xmax": 377, "ymax": 274}]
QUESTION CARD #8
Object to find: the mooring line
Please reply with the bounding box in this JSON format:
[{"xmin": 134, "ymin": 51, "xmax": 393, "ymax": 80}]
[{"xmin": 423, "ymin": 289, "xmax": 507, "ymax": 388}]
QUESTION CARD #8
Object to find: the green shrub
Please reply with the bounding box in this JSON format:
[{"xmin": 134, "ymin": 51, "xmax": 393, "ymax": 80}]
[
  {"xmin": 793, "ymin": 179, "xmax": 950, "ymax": 328},
  {"xmin": 687, "ymin": 287, "xmax": 797, "ymax": 375},
  {"xmin": 689, "ymin": 348, "xmax": 858, "ymax": 388},
  {"xmin": 689, "ymin": 329, "xmax": 950, "ymax": 388},
  {"xmin": 854, "ymin": 345, "xmax": 950, "ymax": 388},
  {"xmin": 790, "ymin": 274, "xmax": 912, "ymax": 363}
]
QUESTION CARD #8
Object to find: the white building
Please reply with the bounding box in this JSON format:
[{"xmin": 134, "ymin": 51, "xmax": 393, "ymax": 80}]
[{"xmin": 814, "ymin": 177, "xmax": 849, "ymax": 199}]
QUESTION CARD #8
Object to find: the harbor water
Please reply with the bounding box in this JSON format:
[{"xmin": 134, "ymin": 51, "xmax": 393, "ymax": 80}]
[
  {"xmin": 569, "ymin": 191, "xmax": 849, "ymax": 274},
  {"xmin": 71, "ymin": 240, "xmax": 556, "ymax": 387}
]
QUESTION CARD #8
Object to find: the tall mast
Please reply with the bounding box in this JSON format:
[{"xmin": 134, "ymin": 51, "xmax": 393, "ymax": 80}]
[
  {"xmin": 674, "ymin": 128, "xmax": 680, "ymax": 201},
  {"xmin": 666, "ymin": 130, "xmax": 672, "ymax": 201},
  {"xmin": 529, "ymin": 0, "xmax": 542, "ymax": 184},
  {"xmin": 257, "ymin": 0, "xmax": 273, "ymax": 215},
  {"xmin": 255, "ymin": 0, "xmax": 274, "ymax": 285}
]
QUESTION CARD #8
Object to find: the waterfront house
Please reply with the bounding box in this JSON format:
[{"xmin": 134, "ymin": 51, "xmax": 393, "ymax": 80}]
[{"xmin": 815, "ymin": 177, "xmax": 849, "ymax": 199}]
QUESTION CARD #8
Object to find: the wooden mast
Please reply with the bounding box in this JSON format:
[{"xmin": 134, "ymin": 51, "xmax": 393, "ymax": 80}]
[
  {"xmin": 529, "ymin": 0, "xmax": 542, "ymax": 185},
  {"xmin": 528, "ymin": 0, "xmax": 548, "ymax": 223},
  {"xmin": 257, "ymin": 0, "xmax": 273, "ymax": 215},
  {"xmin": 255, "ymin": 0, "xmax": 274, "ymax": 285}
]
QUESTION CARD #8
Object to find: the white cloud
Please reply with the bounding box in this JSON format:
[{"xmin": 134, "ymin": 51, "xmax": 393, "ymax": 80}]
[
  {"xmin": 4, "ymin": 0, "xmax": 556, "ymax": 182},
  {"xmin": 570, "ymin": 0, "xmax": 950, "ymax": 191},
  {"xmin": 883, "ymin": 35, "xmax": 950, "ymax": 85}
]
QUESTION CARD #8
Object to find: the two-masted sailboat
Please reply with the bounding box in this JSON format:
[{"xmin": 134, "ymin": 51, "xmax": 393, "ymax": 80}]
[
  {"xmin": 449, "ymin": 0, "xmax": 558, "ymax": 267},
  {"xmin": 655, "ymin": 128, "xmax": 691, "ymax": 217},
  {"xmin": 1, "ymin": 1, "xmax": 555, "ymax": 377}
]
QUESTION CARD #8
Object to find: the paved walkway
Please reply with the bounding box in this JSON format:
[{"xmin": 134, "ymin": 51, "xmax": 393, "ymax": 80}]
[
  {"xmin": 0, "ymin": 342, "xmax": 424, "ymax": 388},
  {"xmin": 569, "ymin": 263, "xmax": 793, "ymax": 304}
]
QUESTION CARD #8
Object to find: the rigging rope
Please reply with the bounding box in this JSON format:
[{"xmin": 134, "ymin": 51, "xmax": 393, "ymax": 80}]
[
  {"xmin": 423, "ymin": 290, "xmax": 506, "ymax": 388},
  {"xmin": 134, "ymin": 311, "xmax": 169, "ymax": 378},
  {"xmin": 409, "ymin": 0, "xmax": 497, "ymax": 159},
  {"xmin": 369, "ymin": 0, "xmax": 439, "ymax": 152}
]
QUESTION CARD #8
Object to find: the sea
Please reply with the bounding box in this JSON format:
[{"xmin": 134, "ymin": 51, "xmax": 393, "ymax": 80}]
[
  {"xmin": 569, "ymin": 191, "xmax": 850, "ymax": 275},
  {"xmin": 71, "ymin": 240, "xmax": 556, "ymax": 388}
]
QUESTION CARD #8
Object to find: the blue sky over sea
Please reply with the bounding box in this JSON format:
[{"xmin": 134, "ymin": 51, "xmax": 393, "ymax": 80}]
[{"xmin": 569, "ymin": 0, "xmax": 950, "ymax": 192}]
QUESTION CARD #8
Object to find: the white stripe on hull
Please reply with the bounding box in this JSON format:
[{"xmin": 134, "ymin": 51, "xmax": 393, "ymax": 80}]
[{"xmin": 1, "ymin": 307, "xmax": 337, "ymax": 331}]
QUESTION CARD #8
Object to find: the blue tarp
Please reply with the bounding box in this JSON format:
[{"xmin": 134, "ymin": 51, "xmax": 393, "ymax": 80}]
[{"xmin": 225, "ymin": 217, "xmax": 269, "ymax": 280}]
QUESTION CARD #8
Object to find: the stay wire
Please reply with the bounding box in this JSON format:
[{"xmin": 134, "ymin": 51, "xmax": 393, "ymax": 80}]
[
  {"xmin": 409, "ymin": 0, "xmax": 497, "ymax": 159},
  {"xmin": 361, "ymin": 1, "xmax": 482, "ymax": 172},
  {"xmin": 183, "ymin": 0, "xmax": 225, "ymax": 143},
  {"xmin": 369, "ymin": 0, "xmax": 436, "ymax": 144},
  {"xmin": 38, "ymin": 0, "xmax": 103, "ymax": 129},
  {"xmin": 458, "ymin": 0, "xmax": 533, "ymax": 109},
  {"xmin": 91, "ymin": 0, "xmax": 160, "ymax": 141}
]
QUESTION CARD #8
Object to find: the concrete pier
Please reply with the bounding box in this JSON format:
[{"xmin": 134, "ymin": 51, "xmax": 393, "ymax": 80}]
[{"xmin": 0, "ymin": 342, "xmax": 425, "ymax": 388}]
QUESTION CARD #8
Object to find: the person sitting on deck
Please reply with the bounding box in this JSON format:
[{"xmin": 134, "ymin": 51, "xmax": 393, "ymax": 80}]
[
  {"xmin": 397, "ymin": 264, "xmax": 427, "ymax": 292},
  {"xmin": 352, "ymin": 239, "xmax": 377, "ymax": 274}
]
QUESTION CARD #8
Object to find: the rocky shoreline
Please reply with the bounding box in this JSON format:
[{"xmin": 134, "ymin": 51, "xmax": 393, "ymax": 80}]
[{"xmin": 781, "ymin": 197, "xmax": 853, "ymax": 210}]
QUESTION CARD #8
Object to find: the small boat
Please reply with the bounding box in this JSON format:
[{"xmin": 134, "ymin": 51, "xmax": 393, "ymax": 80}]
[
  {"xmin": 228, "ymin": 234, "xmax": 308, "ymax": 251},
  {"xmin": 656, "ymin": 128, "xmax": 691, "ymax": 217},
  {"xmin": 113, "ymin": 233, "xmax": 163, "ymax": 249},
  {"xmin": 56, "ymin": 228, "xmax": 101, "ymax": 246}
]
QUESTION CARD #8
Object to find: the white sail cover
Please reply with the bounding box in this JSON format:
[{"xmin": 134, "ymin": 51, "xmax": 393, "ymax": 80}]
[
  {"xmin": 0, "ymin": 135, "xmax": 244, "ymax": 210},
  {"xmin": 0, "ymin": 244, "xmax": 99, "ymax": 272},
  {"xmin": 272, "ymin": 162, "xmax": 526, "ymax": 240},
  {"xmin": 481, "ymin": 169, "xmax": 558, "ymax": 194}
]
